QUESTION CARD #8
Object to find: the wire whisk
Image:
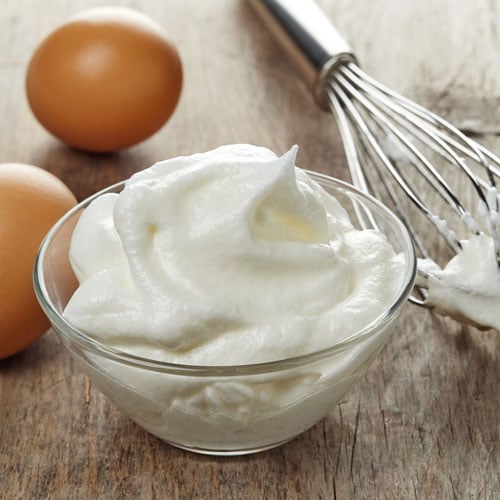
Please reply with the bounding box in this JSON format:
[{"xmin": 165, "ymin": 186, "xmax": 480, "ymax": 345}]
[{"xmin": 250, "ymin": 0, "xmax": 500, "ymax": 317}]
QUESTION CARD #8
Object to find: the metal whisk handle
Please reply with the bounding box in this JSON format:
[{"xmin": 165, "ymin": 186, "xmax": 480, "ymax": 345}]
[{"xmin": 249, "ymin": 0, "xmax": 357, "ymax": 109}]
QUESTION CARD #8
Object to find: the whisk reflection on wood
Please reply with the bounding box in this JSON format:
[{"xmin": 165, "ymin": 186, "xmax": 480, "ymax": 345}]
[{"xmin": 250, "ymin": 0, "xmax": 500, "ymax": 330}]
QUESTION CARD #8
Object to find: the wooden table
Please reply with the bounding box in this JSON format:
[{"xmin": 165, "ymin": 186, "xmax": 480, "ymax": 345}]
[{"xmin": 1, "ymin": 1, "xmax": 498, "ymax": 498}]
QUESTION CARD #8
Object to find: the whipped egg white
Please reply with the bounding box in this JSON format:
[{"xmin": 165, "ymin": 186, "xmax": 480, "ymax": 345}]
[
  {"xmin": 64, "ymin": 144, "xmax": 405, "ymax": 364},
  {"xmin": 419, "ymin": 234, "xmax": 500, "ymax": 330}
]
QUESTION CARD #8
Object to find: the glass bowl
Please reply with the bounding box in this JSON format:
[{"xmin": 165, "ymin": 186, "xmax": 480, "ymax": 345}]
[{"xmin": 34, "ymin": 171, "xmax": 416, "ymax": 456}]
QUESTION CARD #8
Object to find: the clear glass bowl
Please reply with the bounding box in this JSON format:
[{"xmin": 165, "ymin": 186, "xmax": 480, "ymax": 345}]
[{"xmin": 34, "ymin": 172, "xmax": 416, "ymax": 456}]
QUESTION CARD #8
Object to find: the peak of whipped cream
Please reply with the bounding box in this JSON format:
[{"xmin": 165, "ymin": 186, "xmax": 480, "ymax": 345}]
[{"xmin": 64, "ymin": 144, "xmax": 406, "ymax": 364}]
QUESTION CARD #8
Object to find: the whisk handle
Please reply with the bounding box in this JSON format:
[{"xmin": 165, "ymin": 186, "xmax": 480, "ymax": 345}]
[{"xmin": 248, "ymin": 0, "xmax": 357, "ymax": 109}]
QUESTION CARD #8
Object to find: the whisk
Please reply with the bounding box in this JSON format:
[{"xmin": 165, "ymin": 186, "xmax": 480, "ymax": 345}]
[{"xmin": 249, "ymin": 0, "xmax": 500, "ymax": 315}]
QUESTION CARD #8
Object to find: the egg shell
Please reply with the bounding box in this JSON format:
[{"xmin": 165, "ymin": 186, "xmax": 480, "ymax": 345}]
[
  {"xmin": 26, "ymin": 7, "xmax": 183, "ymax": 153},
  {"xmin": 0, "ymin": 163, "xmax": 77, "ymax": 359}
]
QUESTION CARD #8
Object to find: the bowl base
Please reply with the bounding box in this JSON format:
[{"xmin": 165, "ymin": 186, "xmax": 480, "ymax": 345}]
[{"xmin": 160, "ymin": 436, "xmax": 296, "ymax": 456}]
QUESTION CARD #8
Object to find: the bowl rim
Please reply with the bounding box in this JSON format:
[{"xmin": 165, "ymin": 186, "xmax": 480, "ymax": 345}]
[{"xmin": 33, "ymin": 170, "xmax": 416, "ymax": 376}]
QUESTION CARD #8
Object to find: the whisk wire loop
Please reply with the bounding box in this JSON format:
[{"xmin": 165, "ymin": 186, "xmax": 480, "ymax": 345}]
[
  {"xmin": 328, "ymin": 74, "xmax": 464, "ymax": 253},
  {"xmin": 327, "ymin": 62, "xmax": 500, "ymax": 267},
  {"xmin": 346, "ymin": 64, "xmax": 500, "ymax": 233},
  {"xmin": 341, "ymin": 66, "xmax": 488, "ymax": 225}
]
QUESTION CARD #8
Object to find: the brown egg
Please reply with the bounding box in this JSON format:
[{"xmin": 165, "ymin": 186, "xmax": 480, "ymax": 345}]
[
  {"xmin": 26, "ymin": 7, "xmax": 182, "ymax": 153},
  {"xmin": 0, "ymin": 163, "xmax": 77, "ymax": 359}
]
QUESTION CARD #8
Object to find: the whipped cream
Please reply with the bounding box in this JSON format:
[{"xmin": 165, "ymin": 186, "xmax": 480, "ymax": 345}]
[
  {"xmin": 63, "ymin": 144, "xmax": 408, "ymax": 450},
  {"xmin": 419, "ymin": 234, "xmax": 500, "ymax": 330},
  {"xmin": 65, "ymin": 144, "xmax": 405, "ymax": 364}
]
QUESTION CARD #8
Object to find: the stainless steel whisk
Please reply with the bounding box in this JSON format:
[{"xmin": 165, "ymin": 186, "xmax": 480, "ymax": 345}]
[{"xmin": 250, "ymin": 0, "xmax": 500, "ymax": 307}]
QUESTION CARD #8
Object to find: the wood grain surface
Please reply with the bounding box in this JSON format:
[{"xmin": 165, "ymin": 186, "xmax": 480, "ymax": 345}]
[{"xmin": 1, "ymin": 0, "xmax": 499, "ymax": 499}]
